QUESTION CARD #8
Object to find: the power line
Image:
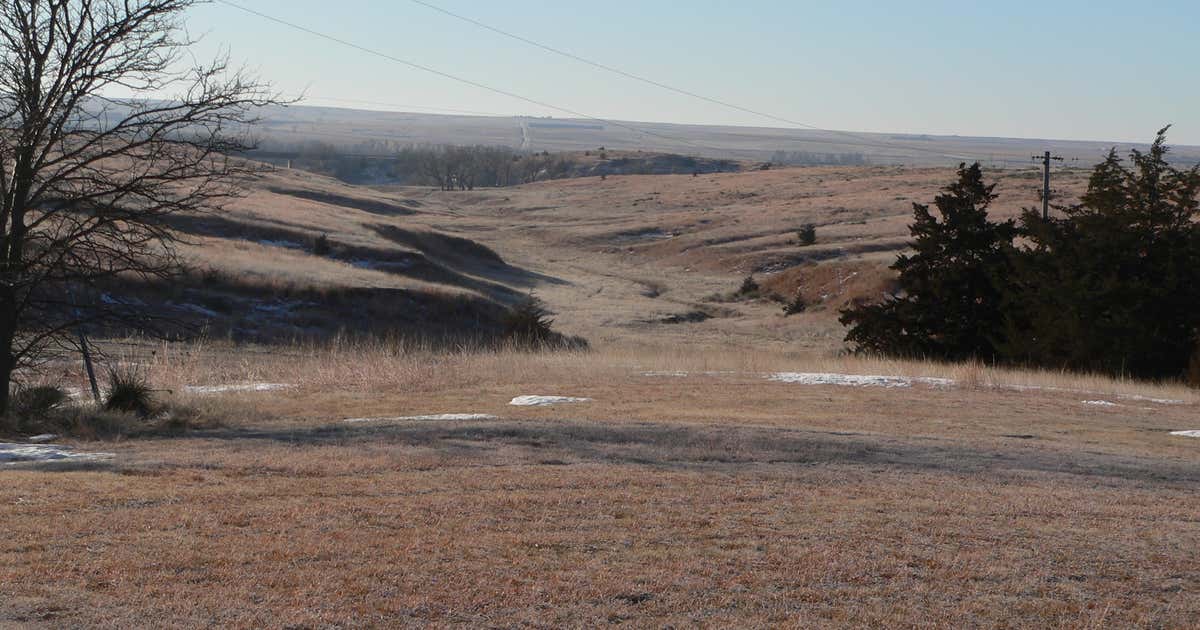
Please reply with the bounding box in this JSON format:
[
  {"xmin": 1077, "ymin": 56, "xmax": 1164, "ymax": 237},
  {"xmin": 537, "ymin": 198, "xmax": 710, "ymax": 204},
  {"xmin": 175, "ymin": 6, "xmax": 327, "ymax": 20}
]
[
  {"xmin": 214, "ymin": 0, "xmax": 735, "ymax": 156},
  {"xmin": 407, "ymin": 0, "xmax": 981, "ymax": 162}
]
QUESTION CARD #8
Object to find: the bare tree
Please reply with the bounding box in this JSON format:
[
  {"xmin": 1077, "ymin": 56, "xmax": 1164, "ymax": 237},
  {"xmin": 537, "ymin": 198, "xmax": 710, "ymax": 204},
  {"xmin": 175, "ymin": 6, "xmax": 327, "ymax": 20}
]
[{"xmin": 0, "ymin": 0, "xmax": 279, "ymax": 414}]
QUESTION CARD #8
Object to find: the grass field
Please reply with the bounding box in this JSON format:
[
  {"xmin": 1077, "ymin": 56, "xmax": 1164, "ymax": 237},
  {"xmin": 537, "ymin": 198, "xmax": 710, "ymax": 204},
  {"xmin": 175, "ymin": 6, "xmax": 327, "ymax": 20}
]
[{"xmin": 3, "ymin": 344, "xmax": 1199, "ymax": 627}]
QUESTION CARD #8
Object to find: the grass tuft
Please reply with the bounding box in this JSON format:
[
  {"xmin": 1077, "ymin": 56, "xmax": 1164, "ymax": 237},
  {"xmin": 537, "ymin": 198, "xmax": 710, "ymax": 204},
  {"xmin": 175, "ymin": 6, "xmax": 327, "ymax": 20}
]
[{"xmin": 104, "ymin": 366, "xmax": 157, "ymax": 417}]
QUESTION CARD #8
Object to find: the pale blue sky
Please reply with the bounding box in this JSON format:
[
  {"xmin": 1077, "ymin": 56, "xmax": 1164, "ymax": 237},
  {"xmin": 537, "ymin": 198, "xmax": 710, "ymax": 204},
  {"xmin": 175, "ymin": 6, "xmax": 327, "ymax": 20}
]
[{"xmin": 186, "ymin": 0, "xmax": 1200, "ymax": 144}]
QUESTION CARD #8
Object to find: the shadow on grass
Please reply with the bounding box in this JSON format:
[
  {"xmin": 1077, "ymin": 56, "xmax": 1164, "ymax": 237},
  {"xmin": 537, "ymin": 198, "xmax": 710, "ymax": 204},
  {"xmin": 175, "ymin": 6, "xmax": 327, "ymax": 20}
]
[{"xmin": 172, "ymin": 418, "xmax": 1200, "ymax": 486}]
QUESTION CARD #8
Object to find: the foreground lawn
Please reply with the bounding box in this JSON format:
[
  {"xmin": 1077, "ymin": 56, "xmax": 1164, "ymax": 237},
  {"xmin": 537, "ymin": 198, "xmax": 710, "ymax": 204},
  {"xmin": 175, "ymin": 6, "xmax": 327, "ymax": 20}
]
[{"xmin": 3, "ymin": 346, "xmax": 1198, "ymax": 627}]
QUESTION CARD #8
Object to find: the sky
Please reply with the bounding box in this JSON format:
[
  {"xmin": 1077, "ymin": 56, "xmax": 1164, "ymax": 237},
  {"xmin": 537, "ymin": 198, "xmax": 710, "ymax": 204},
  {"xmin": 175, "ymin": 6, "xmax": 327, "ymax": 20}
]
[{"xmin": 182, "ymin": 0, "xmax": 1200, "ymax": 144}]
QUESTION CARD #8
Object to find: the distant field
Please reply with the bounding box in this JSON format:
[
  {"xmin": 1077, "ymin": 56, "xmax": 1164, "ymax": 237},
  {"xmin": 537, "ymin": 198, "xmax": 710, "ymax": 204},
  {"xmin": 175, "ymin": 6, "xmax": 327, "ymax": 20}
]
[{"xmin": 255, "ymin": 104, "xmax": 1200, "ymax": 166}]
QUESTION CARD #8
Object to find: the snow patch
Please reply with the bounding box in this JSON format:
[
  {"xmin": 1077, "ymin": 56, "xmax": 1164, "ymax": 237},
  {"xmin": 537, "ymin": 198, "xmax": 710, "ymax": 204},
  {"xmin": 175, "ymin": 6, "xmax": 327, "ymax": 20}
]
[
  {"xmin": 344, "ymin": 413, "xmax": 498, "ymax": 423},
  {"xmin": 26, "ymin": 434, "xmax": 59, "ymax": 443},
  {"xmin": 1, "ymin": 443, "xmax": 113, "ymax": 465},
  {"xmin": 1170, "ymin": 430, "xmax": 1200, "ymax": 438},
  {"xmin": 1119, "ymin": 394, "xmax": 1186, "ymax": 405},
  {"xmin": 184, "ymin": 383, "xmax": 294, "ymax": 395},
  {"xmin": 509, "ymin": 395, "xmax": 592, "ymax": 406},
  {"xmin": 1082, "ymin": 400, "xmax": 1118, "ymax": 407},
  {"xmin": 768, "ymin": 372, "xmax": 954, "ymax": 389},
  {"xmin": 641, "ymin": 371, "xmax": 690, "ymax": 377}
]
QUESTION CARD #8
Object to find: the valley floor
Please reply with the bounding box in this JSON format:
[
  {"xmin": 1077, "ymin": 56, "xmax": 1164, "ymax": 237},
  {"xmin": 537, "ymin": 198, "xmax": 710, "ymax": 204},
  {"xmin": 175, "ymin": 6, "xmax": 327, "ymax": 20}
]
[{"xmin": 3, "ymin": 346, "xmax": 1199, "ymax": 627}]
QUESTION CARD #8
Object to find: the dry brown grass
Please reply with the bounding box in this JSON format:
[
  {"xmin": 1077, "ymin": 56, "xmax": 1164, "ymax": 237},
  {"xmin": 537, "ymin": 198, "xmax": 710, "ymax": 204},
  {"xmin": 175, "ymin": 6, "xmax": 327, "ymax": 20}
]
[{"xmin": 4, "ymin": 343, "xmax": 1198, "ymax": 627}]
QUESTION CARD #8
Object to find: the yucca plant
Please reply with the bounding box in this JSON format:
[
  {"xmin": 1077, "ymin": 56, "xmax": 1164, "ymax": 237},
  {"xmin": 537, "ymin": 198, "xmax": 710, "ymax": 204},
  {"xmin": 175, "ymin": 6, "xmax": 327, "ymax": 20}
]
[{"xmin": 104, "ymin": 366, "xmax": 156, "ymax": 417}]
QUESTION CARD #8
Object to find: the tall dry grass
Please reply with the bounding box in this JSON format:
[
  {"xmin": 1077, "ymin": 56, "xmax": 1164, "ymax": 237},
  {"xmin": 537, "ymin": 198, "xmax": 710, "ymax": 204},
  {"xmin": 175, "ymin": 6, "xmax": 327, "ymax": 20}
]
[{"xmin": 108, "ymin": 337, "xmax": 1199, "ymax": 407}]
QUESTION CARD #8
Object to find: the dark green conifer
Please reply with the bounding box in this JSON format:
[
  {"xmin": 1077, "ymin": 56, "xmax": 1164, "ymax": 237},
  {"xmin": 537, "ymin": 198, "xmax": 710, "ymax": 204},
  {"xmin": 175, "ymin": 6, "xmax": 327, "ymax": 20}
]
[{"xmin": 840, "ymin": 163, "xmax": 1017, "ymax": 360}]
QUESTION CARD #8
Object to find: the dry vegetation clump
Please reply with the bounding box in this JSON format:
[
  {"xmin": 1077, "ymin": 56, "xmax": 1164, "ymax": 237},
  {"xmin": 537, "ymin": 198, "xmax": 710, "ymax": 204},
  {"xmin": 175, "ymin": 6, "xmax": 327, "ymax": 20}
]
[
  {"xmin": 104, "ymin": 365, "xmax": 157, "ymax": 417},
  {"xmin": 781, "ymin": 288, "xmax": 807, "ymax": 316},
  {"xmin": 796, "ymin": 222, "xmax": 817, "ymax": 245},
  {"xmin": 0, "ymin": 362, "xmax": 217, "ymax": 440},
  {"xmin": 2, "ymin": 396, "xmax": 208, "ymax": 441},
  {"xmin": 501, "ymin": 294, "xmax": 589, "ymax": 351},
  {"xmin": 760, "ymin": 261, "xmax": 896, "ymax": 312}
]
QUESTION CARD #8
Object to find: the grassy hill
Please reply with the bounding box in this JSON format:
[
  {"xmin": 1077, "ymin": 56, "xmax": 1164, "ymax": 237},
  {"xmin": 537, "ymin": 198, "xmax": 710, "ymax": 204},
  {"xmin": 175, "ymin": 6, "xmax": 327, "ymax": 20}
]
[{"xmin": 94, "ymin": 159, "xmax": 1091, "ymax": 351}]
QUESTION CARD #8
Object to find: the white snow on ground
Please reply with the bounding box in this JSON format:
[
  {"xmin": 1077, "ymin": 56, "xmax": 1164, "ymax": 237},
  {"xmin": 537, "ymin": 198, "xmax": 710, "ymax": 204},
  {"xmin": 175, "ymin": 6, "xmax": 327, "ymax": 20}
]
[
  {"xmin": 344, "ymin": 413, "xmax": 498, "ymax": 423},
  {"xmin": 1, "ymin": 443, "xmax": 113, "ymax": 465},
  {"xmin": 642, "ymin": 369, "xmax": 1191, "ymax": 407},
  {"xmin": 1170, "ymin": 430, "xmax": 1200, "ymax": 438},
  {"xmin": 1119, "ymin": 394, "xmax": 1187, "ymax": 405},
  {"xmin": 768, "ymin": 372, "xmax": 955, "ymax": 389},
  {"xmin": 510, "ymin": 395, "xmax": 593, "ymax": 406},
  {"xmin": 1006, "ymin": 385, "xmax": 1186, "ymax": 405},
  {"xmin": 184, "ymin": 383, "xmax": 295, "ymax": 394},
  {"xmin": 26, "ymin": 434, "xmax": 58, "ymax": 443}
]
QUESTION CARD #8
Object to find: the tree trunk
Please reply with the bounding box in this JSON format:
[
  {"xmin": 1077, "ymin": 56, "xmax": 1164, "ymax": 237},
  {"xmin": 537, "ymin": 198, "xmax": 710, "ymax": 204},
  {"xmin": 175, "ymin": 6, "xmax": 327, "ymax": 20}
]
[
  {"xmin": 0, "ymin": 326, "xmax": 13, "ymax": 417},
  {"xmin": 0, "ymin": 353, "xmax": 11, "ymax": 417}
]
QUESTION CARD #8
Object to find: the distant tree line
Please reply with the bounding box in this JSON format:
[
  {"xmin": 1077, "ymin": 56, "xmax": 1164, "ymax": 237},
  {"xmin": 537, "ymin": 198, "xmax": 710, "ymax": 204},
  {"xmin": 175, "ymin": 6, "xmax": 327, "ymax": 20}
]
[
  {"xmin": 840, "ymin": 128, "xmax": 1200, "ymax": 382},
  {"xmin": 251, "ymin": 141, "xmax": 738, "ymax": 187},
  {"xmin": 769, "ymin": 151, "xmax": 867, "ymax": 166},
  {"xmin": 410, "ymin": 146, "xmax": 576, "ymax": 190}
]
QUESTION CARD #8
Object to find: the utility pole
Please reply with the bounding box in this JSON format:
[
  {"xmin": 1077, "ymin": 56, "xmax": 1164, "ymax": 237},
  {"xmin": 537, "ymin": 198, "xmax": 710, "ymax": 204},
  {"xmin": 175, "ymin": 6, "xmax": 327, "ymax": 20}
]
[{"xmin": 1033, "ymin": 151, "xmax": 1064, "ymax": 220}]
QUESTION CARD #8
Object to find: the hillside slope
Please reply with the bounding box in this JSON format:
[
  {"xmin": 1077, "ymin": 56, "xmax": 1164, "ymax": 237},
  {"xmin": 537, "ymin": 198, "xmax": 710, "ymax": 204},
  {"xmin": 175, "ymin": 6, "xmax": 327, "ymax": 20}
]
[{"xmin": 102, "ymin": 162, "xmax": 1088, "ymax": 351}]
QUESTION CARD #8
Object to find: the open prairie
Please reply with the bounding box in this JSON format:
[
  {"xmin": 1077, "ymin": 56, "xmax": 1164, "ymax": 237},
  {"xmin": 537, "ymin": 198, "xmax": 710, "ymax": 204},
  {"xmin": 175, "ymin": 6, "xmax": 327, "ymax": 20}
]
[
  {"xmin": 5, "ymin": 163, "xmax": 1199, "ymax": 628},
  {"xmin": 160, "ymin": 160, "xmax": 1096, "ymax": 349}
]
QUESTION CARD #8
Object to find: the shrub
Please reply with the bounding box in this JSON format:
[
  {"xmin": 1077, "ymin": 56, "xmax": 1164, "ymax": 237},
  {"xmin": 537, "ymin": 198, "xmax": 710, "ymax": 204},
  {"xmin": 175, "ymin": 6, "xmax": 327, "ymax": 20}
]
[
  {"xmin": 12, "ymin": 385, "xmax": 69, "ymax": 418},
  {"xmin": 503, "ymin": 294, "xmax": 556, "ymax": 347},
  {"xmin": 104, "ymin": 366, "xmax": 156, "ymax": 417},
  {"xmin": 2, "ymin": 384, "xmax": 71, "ymax": 434},
  {"xmin": 782, "ymin": 289, "xmax": 807, "ymax": 316},
  {"xmin": 737, "ymin": 275, "xmax": 760, "ymax": 298},
  {"xmin": 500, "ymin": 294, "xmax": 589, "ymax": 350},
  {"xmin": 797, "ymin": 224, "xmax": 817, "ymax": 246},
  {"xmin": 313, "ymin": 233, "xmax": 332, "ymax": 256}
]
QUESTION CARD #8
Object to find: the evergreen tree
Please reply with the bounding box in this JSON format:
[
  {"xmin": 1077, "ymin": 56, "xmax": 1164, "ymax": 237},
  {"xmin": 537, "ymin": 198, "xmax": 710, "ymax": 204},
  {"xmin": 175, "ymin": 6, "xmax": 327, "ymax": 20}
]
[
  {"xmin": 840, "ymin": 163, "xmax": 1017, "ymax": 360},
  {"xmin": 1000, "ymin": 128, "xmax": 1200, "ymax": 378}
]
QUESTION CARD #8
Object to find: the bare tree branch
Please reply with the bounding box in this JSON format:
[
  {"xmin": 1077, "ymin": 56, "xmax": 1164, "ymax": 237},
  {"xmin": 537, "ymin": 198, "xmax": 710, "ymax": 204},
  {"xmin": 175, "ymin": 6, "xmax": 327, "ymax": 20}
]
[{"xmin": 0, "ymin": 0, "xmax": 286, "ymax": 413}]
